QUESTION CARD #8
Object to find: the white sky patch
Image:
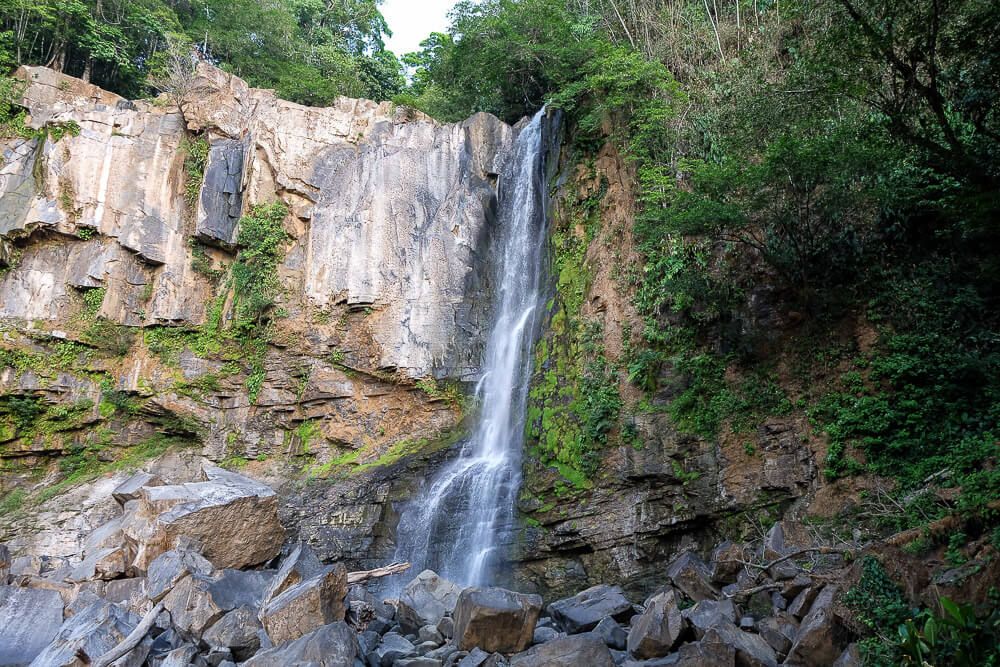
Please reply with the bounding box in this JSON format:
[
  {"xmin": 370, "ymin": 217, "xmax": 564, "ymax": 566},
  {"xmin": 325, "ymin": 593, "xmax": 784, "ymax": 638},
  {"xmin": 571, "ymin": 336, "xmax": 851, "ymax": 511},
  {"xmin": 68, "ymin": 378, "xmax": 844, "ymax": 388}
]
[{"xmin": 382, "ymin": 0, "xmax": 458, "ymax": 58}]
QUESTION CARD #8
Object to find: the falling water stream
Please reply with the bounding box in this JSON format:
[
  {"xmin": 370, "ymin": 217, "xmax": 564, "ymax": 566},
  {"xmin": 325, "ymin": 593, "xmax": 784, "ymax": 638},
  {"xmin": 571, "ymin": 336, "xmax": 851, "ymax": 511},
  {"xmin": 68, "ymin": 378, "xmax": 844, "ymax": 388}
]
[{"xmin": 392, "ymin": 109, "xmax": 550, "ymax": 587}]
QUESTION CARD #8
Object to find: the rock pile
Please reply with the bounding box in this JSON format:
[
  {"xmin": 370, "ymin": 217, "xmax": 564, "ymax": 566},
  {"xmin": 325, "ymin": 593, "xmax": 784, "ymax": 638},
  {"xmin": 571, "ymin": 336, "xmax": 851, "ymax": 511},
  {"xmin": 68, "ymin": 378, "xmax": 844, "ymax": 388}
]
[{"xmin": 0, "ymin": 467, "xmax": 860, "ymax": 667}]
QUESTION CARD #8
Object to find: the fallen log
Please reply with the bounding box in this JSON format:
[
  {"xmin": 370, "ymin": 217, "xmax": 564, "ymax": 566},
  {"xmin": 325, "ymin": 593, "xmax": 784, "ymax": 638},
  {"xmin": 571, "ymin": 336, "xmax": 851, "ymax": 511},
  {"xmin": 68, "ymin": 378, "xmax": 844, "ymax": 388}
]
[{"xmin": 347, "ymin": 561, "xmax": 411, "ymax": 585}]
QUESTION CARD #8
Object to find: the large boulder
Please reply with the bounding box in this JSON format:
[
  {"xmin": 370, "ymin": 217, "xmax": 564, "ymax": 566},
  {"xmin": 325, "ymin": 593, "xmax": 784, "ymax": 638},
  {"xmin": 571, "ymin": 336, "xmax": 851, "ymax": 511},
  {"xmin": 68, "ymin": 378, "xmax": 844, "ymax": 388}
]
[
  {"xmin": 162, "ymin": 568, "xmax": 272, "ymax": 636},
  {"xmin": 261, "ymin": 541, "xmax": 323, "ymax": 605},
  {"xmin": 509, "ymin": 634, "xmax": 615, "ymax": 667},
  {"xmin": 367, "ymin": 632, "xmax": 417, "ymax": 667},
  {"xmin": 707, "ymin": 620, "xmax": 778, "ymax": 667},
  {"xmin": 397, "ymin": 570, "xmax": 462, "ymax": 634},
  {"xmin": 0, "ymin": 586, "xmax": 64, "ymax": 666},
  {"xmin": 28, "ymin": 600, "xmax": 148, "ymax": 667},
  {"xmin": 112, "ymin": 471, "xmax": 164, "ymax": 505},
  {"xmin": 243, "ymin": 621, "xmax": 360, "ymax": 666},
  {"xmin": 626, "ymin": 588, "xmax": 686, "ymax": 659},
  {"xmin": 258, "ymin": 564, "xmax": 348, "ymax": 644},
  {"xmin": 682, "ymin": 599, "xmax": 739, "ymax": 639},
  {"xmin": 121, "ymin": 465, "xmax": 284, "ymax": 572},
  {"xmin": 547, "ymin": 584, "xmax": 634, "ymax": 634},
  {"xmin": 453, "ymin": 587, "xmax": 542, "ymax": 653}
]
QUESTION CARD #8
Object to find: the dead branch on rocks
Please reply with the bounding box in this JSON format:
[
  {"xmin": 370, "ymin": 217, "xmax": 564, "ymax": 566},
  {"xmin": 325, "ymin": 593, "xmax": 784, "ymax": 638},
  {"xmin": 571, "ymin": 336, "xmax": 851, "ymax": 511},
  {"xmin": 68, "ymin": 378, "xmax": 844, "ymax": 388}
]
[
  {"xmin": 91, "ymin": 601, "xmax": 165, "ymax": 667},
  {"xmin": 346, "ymin": 561, "xmax": 411, "ymax": 585}
]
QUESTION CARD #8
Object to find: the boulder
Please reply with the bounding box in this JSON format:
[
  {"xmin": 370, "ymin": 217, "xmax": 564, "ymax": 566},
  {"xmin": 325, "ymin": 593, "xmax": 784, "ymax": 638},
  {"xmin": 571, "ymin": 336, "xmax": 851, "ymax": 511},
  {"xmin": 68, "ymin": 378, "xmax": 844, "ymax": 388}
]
[
  {"xmin": 622, "ymin": 628, "xmax": 737, "ymax": 666},
  {"xmin": 112, "ymin": 471, "xmax": 164, "ymax": 505},
  {"xmin": 626, "ymin": 588, "xmax": 686, "ymax": 659},
  {"xmin": 547, "ymin": 584, "xmax": 634, "ymax": 634},
  {"xmin": 258, "ymin": 564, "xmax": 348, "ymax": 644},
  {"xmin": 399, "ymin": 658, "xmax": 445, "ymax": 667},
  {"xmin": 533, "ymin": 626, "xmax": 561, "ymax": 644},
  {"xmin": 0, "ymin": 586, "xmax": 64, "ymax": 666},
  {"xmin": 457, "ymin": 647, "xmax": 490, "ymax": 667},
  {"xmin": 784, "ymin": 586, "xmax": 841, "ymax": 667},
  {"xmin": 453, "ymin": 586, "xmax": 542, "ymax": 653},
  {"xmin": 833, "ymin": 643, "xmax": 861, "ymax": 667},
  {"xmin": 261, "ymin": 541, "xmax": 323, "ymax": 606},
  {"xmin": 203, "ymin": 606, "xmax": 262, "ymax": 661},
  {"xmin": 242, "ymin": 622, "xmax": 361, "ymax": 667},
  {"xmin": 146, "ymin": 548, "xmax": 215, "ymax": 602},
  {"xmin": 666, "ymin": 552, "xmax": 719, "ymax": 602},
  {"xmin": 398, "ymin": 570, "xmax": 462, "ymax": 634},
  {"xmin": 594, "ymin": 616, "xmax": 627, "ymax": 650},
  {"xmin": 682, "ymin": 599, "xmax": 739, "ymax": 639},
  {"xmin": 757, "ymin": 616, "xmax": 793, "ymax": 656},
  {"xmin": 160, "ymin": 644, "xmax": 198, "ymax": 667},
  {"xmin": 710, "ymin": 541, "xmax": 744, "ymax": 585},
  {"xmin": 787, "ymin": 586, "xmax": 819, "ymax": 618},
  {"xmin": 121, "ymin": 465, "xmax": 284, "ymax": 572},
  {"xmin": 28, "ymin": 600, "xmax": 148, "ymax": 667},
  {"xmin": 509, "ymin": 634, "xmax": 615, "ymax": 667},
  {"xmin": 163, "ymin": 568, "xmax": 271, "ymax": 636},
  {"xmin": 367, "ymin": 631, "xmax": 417, "ymax": 667},
  {"xmin": 705, "ymin": 620, "xmax": 778, "ymax": 667},
  {"xmin": 419, "ymin": 624, "xmax": 445, "ymax": 645},
  {"xmin": 67, "ymin": 546, "xmax": 129, "ymax": 582}
]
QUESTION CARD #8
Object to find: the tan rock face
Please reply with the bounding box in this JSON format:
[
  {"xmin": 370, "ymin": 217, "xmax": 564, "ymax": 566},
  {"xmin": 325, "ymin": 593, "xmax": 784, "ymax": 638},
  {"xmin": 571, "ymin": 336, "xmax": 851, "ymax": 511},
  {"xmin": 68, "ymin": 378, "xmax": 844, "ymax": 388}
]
[
  {"xmin": 452, "ymin": 586, "xmax": 542, "ymax": 653},
  {"xmin": 258, "ymin": 564, "xmax": 348, "ymax": 645}
]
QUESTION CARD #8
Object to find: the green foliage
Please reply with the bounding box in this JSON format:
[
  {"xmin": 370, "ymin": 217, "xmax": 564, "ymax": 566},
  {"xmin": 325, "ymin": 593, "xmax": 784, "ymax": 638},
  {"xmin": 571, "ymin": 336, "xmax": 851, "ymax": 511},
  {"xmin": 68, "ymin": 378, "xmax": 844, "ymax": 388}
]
[
  {"xmin": 182, "ymin": 135, "xmax": 209, "ymax": 210},
  {"xmin": 0, "ymin": 0, "xmax": 403, "ymax": 104}
]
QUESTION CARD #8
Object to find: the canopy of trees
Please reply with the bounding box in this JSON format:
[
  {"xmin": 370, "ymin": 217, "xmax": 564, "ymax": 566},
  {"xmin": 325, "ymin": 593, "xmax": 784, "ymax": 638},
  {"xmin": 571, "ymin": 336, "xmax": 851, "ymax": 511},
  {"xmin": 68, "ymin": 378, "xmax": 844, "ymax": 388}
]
[{"xmin": 0, "ymin": 0, "xmax": 404, "ymax": 104}]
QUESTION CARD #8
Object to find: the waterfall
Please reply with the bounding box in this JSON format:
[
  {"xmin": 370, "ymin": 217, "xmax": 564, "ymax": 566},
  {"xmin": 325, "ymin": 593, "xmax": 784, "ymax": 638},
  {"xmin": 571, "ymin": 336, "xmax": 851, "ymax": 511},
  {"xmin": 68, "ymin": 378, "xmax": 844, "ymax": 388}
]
[{"xmin": 392, "ymin": 109, "xmax": 550, "ymax": 587}]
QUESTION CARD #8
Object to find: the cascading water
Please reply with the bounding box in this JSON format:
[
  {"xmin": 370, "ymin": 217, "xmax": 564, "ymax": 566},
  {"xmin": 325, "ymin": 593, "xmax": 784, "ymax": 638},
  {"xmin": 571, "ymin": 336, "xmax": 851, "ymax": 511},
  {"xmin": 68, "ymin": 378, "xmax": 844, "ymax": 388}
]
[{"xmin": 392, "ymin": 109, "xmax": 550, "ymax": 587}]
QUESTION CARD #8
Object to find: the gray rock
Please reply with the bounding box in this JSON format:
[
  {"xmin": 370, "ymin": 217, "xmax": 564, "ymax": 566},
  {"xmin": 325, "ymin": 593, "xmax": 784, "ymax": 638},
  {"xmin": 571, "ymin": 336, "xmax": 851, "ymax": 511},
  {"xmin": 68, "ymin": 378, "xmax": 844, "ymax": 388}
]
[
  {"xmin": 757, "ymin": 617, "xmax": 792, "ymax": 656},
  {"xmin": 710, "ymin": 541, "xmax": 744, "ymax": 585},
  {"xmin": 203, "ymin": 606, "xmax": 261, "ymax": 661},
  {"xmin": 398, "ymin": 659, "xmax": 444, "ymax": 667},
  {"xmin": 547, "ymin": 584, "xmax": 634, "ymax": 634},
  {"xmin": 0, "ymin": 586, "xmax": 64, "ymax": 666},
  {"xmin": 261, "ymin": 541, "xmax": 324, "ymax": 607},
  {"xmin": 416, "ymin": 640, "xmax": 440, "ymax": 655},
  {"xmin": 398, "ymin": 570, "xmax": 462, "ymax": 634},
  {"xmin": 367, "ymin": 631, "xmax": 416, "ymax": 667},
  {"xmin": 162, "ymin": 573, "xmax": 228, "ymax": 636},
  {"xmin": 704, "ymin": 621, "xmax": 777, "ymax": 667},
  {"xmin": 622, "ymin": 627, "xmax": 737, "ymax": 666},
  {"xmin": 437, "ymin": 615, "xmax": 455, "ymax": 639},
  {"xmin": 243, "ymin": 621, "xmax": 360, "ymax": 666},
  {"xmin": 0, "ymin": 545, "xmax": 9, "ymax": 585},
  {"xmin": 666, "ymin": 552, "xmax": 719, "ymax": 602},
  {"xmin": 682, "ymin": 599, "xmax": 738, "ymax": 639},
  {"xmin": 509, "ymin": 634, "xmax": 615, "ymax": 667},
  {"xmin": 453, "ymin": 586, "xmax": 542, "ymax": 653},
  {"xmin": 787, "ymin": 586, "xmax": 819, "ymax": 619},
  {"xmin": 258, "ymin": 564, "xmax": 347, "ymax": 644},
  {"xmin": 533, "ymin": 626, "xmax": 561, "ymax": 644},
  {"xmin": 160, "ymin": 644, "xmax": 198, "ymax": 667},
  {"xmin": 626, "ymin": 588, "xmax": 686, "ymax": 659},
  {"xmin": 28, "ymin": 600, "xmax": 146, "ymax": 667},
  {"xmin": 419, "ymin": 624, "xmax": 445, "ymax": 645},
  {"xmin": 594, "ymin": 617, "xmax": 627, "ymax": 650},
  {"xmin": 458, "ymin": 648, "xmax": 491, "ymax": 667},
  {"xmin": 113, "ymin": 471, "xmax": 164, "ymax": 505},
  {"xmin": 785, "ymin": 586, "xmax": 840, "ymax": 667},
  {"xmin": 146, "ymin": 548, "xmax": 215, "ymax": 602},
  {"xmin": 426, "ymin": 643, "xmax": 459, "ymax": 662}
]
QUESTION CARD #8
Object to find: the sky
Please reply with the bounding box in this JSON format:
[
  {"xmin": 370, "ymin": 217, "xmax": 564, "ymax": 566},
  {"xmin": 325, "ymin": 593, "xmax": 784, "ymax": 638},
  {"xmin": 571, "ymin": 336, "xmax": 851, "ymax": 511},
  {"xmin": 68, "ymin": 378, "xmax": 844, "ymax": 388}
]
[{"xmin": 381, "ymin": 0, "xmax": 458, "ymax": 58}]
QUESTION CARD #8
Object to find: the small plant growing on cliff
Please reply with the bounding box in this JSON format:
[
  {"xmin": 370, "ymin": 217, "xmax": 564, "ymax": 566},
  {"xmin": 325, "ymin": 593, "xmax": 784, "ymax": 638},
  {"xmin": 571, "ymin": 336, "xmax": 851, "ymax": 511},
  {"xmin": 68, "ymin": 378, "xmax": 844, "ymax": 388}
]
[{"xmin": 182, "ymin": 135, "xmax": 209, "ymax": 209}]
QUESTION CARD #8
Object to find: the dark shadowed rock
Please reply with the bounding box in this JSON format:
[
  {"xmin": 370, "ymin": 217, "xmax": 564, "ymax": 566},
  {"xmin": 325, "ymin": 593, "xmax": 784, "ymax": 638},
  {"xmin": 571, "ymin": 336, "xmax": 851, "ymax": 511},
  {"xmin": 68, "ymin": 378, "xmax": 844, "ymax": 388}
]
[
  {"xmin": 622, "ymin": 627, "xmax": 737, "ymax": 666},
  {"xmin": 710, "ymin": 542, "xmax": 744, "ymax": 585},
  {"xmin": 453, "ymin": 586, "xmax": 542, "ymax": 653},
  {"xmin": 666, "ymin": 552, "xmax": 719, "ymax": 602},
  {"xmin": 160, "ymin": 644, "xmax": 198, "ymax": 667},
  {"xmin": 682, "ymin": 599, "xmax": 738, "ymax": 639},
  {"xmin": 757, "ymin": 616, "xmax": 793, "ymax": 656},
  {"xmin": 785, "ymin": 586, "xmax": 841, "ymax": 667},
  {"xmin": 594, "ymin": 616, "xmax": 627, "ymax": 650},
  {"xmin": 398, "ymin": 570, "xmax": 462, "ymax": 634},
  {"xmin": 627, "ymin": 588, "xmax": 686, "ymax": 659},
  {"xmin": 510, "ymin": 634, "xmax": 614, "ymax": 667},
  {"xmin": 259, "ymin": 563, "xmax": 348, "ymax": 644},
  {"xmin": 833, "ymin": 643, "xmax": 861, "ymax": 667},
  {"xmin": 203, "ymin": 606, "xmax": 261, "ymax": 660},
  {"xmin": 787, "ymin": 585, "xmax": 819, "ymax": 619},
  {"xmin": 0, "ymin": 545, "xmax": 9, "ymax": 585},
  {"xmin": 547, "ymin": 584, "xmax": 634, "ymax": 634},
  {"xmin": 0, "ymin": 586, "xmax": 64, "ymax": 666},
  {"xmin": 28, "ymin": 600, "xmax": 146, "ymax": 667},
  {"xmin": 243, "ymin": 621, "xmax": 359, "ymax": 666}
]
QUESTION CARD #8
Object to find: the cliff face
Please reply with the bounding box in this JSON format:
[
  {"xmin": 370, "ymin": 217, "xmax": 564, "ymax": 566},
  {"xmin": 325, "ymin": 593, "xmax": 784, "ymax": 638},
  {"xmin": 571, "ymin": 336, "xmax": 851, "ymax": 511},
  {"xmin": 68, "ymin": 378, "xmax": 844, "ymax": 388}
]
[
  {"xmin": 0, "ymin": 65, "xmax": 513, "ymax": 557},
  {"xmin": 2, "ymin": 67, "xmax": 834, "ymax": 601}
]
